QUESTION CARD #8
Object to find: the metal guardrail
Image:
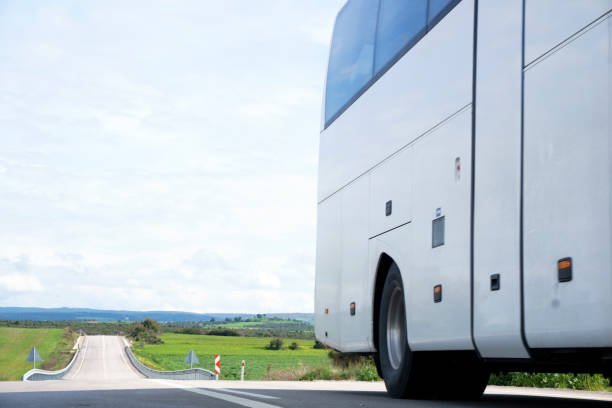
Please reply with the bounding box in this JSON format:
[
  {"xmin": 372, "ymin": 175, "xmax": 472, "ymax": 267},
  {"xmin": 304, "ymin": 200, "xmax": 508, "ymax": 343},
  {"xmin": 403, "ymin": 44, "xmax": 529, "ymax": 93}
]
[
  {"xmin": 124, "ymin": 346, "xmax": 217, "ymax": 380},
  {"xmin": 22, "ymin": 348, "xmax": 80, "ymax": 381}
]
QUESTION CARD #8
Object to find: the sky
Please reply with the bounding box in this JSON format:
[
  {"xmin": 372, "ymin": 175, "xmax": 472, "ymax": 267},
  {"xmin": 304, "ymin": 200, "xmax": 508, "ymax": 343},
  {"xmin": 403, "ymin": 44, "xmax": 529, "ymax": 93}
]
[{"xmin": 0, "ymin": 0, "xmax": 344, "ymax": 313}]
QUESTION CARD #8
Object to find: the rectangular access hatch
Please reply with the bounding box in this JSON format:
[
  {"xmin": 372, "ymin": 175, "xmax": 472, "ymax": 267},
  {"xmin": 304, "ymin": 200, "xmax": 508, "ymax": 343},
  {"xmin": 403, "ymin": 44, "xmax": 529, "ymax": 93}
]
[{"xmin": 432, "ymin": 216, "xmax": 445, "ymax": 248}]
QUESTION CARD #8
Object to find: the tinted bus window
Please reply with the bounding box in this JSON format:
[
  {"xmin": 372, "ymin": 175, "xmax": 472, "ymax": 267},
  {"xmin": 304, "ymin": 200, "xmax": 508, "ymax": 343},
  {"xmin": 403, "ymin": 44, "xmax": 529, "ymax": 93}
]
[
  {"xmin": 374, "ymin": 0, "xmax": 427, "ymax": 73},
  {"xmin": 325, "ymin": 0, "xmax": 378, "ymax": 125}
]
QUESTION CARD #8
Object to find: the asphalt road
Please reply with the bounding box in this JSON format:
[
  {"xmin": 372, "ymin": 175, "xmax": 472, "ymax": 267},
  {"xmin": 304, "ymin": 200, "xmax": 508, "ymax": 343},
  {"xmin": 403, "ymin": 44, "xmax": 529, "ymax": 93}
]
[
  {"xmin": 1, "ymin": 335, "xmax": 610, "ymax": 408},
  {"xmin": 63, "ymin": 335, "xmax": 143, "ymax": 381}
]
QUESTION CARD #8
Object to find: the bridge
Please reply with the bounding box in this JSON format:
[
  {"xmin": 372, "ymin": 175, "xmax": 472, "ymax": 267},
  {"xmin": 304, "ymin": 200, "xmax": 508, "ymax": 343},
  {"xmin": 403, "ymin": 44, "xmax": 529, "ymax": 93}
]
[{"xmin": 0, "ymin": 336, "xmax": 610, "ymax": 408}]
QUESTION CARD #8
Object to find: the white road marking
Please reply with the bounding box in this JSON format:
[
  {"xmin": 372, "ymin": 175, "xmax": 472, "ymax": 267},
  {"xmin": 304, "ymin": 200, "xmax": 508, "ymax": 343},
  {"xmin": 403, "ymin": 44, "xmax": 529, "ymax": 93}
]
[
  {"xmin": 154, "ymin": 380, "xmax": 282, "ymax": 408},
  {"xmin": 216, "ymin": 389, "xmax": 279, "ymax": 400},
  {"xmin": 67, "ymin": 336, "xmax": 88, "ymax": 379},
  {"xmin": 116, "ymin": 337, "xmax": 131, "ymax": 368},
  {"xmin": 116, "ymin": 337, "xmax": 142, "ymax": 377}
]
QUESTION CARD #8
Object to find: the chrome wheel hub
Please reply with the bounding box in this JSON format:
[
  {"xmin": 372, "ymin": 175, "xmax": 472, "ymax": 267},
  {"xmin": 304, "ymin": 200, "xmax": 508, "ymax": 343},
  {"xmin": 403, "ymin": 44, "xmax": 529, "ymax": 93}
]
[{"xmin": 386, "ymin": 287, "xmax": 407, "ymax": 370}]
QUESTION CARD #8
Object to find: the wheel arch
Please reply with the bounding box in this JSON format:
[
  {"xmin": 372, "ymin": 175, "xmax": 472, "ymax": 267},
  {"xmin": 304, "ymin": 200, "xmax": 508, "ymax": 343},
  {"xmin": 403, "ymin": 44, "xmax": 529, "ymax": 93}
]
[{"xmin": 373, "ymin": 252, "xmax": 396, "ymax": 353}]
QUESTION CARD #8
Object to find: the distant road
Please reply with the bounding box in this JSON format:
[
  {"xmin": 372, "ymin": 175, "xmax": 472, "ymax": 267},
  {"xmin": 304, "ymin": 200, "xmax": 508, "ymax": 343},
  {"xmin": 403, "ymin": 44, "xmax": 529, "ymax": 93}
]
[
  {"xmin": 63, "ymin": 335, "xmax": 143, "ymax": 381},
  {"xmin": 1, "ymin": 335, "xmax": 610, "ymax": 408}
]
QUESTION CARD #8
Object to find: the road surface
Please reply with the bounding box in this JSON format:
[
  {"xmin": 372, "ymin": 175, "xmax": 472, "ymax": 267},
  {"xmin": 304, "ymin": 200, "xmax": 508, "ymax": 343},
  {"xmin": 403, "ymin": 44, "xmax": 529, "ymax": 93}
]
[
  {"xmin": 1, "ymin": 335, "xmax": 610, "ymax": 408},
  {"xmin": 63, "ymin": 335, "xmax": 143, "ymax": 381}
]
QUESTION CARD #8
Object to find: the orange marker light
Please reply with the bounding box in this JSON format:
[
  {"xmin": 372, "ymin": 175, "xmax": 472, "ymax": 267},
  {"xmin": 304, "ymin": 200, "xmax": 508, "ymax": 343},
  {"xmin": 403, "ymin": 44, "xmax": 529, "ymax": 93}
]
[
  {"xmin": 558, "ymin": 257, "xmax": 573, "ymax": 283},
  {"xmin": 324, "ymin": 308, "xmax": 329, "ymax": 314},
  {"xmin": 433, "ymin": 284, "xmax": 442, "ymax": 303}
]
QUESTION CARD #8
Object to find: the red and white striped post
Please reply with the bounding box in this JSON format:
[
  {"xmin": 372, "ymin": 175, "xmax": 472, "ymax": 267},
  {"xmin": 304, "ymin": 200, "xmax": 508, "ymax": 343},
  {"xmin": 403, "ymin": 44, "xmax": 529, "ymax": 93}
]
[
  {"xmin": 240, "ymin": 360, "xmax": 245, "ymax": 381},
  {"xmin": 214, "ymin": 354, "xmax": 220, "ymax": 379}
]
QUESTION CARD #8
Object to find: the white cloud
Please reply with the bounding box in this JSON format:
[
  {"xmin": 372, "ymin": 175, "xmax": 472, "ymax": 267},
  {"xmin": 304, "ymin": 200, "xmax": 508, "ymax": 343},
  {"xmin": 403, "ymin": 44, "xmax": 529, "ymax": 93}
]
[
  {"xmin": 0, "ymin": 274, "xmax": 43, "ymax": 292},
  {"xmin": 256, "ymin": 271, "xmax": 282, "ymax": 289}
]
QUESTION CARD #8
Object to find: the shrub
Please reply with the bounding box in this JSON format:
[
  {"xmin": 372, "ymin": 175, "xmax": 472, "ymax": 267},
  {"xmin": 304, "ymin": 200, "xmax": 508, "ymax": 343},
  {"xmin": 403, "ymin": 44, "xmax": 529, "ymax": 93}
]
[
  {"xmin": 355, "ymin": 364, "xmax": 379, "ymax": 381},
  {"xmin": 181, "ymin": 327, "xmax": 202, "ymax": 335},
  {"xmin": 62, "ymin": 327, "xmax": 76, "ymax": 340},
  {"xmin": 205, "ymin": 328, "xmax": 240, "ymax": 336},
  {"xmin": 299, "ymin": 367, "xmax": 333, "ymax": 381},
  {"xmin": 313, "ymin": 340, "xmax": 327, "ymax": 349},
  {"xmin": 145, "ymin": 334, "xmax": 163, "ymax": 344},
  {"xmin": 142, "ymin": 318, "xmax": 161, "ymax": 334},
  {"xmin": 129, "ymin": 318, "xmax": 163, "ymax": 344},
  {"xmin": 328, "ymin": 350, "xmax": 367, "ymax": 368},
  {"xmin": 288, "ymin": 342, "xmax": 299, "ymax": 350},
  {"xmin": 263, "ymin": 365, "xmax": 310, "ymax": 381},
  {"xmin": 265, "ymin": 338, "xmax": 284, "ymax": 350}
]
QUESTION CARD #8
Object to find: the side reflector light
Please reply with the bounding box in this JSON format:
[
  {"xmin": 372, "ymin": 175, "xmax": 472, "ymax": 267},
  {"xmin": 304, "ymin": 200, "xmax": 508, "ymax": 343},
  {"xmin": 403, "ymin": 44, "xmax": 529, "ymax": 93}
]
[
  {"xmin": 558, "ymin": 257, "xmax": 572, "ymax": 282},
  {"xmin": 433, "ymin": 285, "xmax": 442, "ymax": 303}
]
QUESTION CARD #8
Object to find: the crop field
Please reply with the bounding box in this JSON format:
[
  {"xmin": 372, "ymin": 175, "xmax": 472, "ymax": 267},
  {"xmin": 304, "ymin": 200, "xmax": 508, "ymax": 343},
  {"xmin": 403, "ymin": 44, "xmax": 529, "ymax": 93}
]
[
  {"xmin": 131, "ymin": 333, "xmax": 329, "ymax": 380},
  {"xmin": 0, "ymin": 327, "xmax": 76, "ymax": 381}
]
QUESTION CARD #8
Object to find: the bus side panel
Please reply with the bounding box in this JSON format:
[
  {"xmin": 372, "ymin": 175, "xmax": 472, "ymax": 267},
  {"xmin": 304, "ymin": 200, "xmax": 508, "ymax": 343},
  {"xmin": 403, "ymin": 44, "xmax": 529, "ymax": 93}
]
[
  {"xmin": 408, "ymin": 108, "xmax": 473, "ymax": 351},
  {"xmin": 524, "ymin": 0, "xmax": 611, "ymax": 65},
  {"xmin": 314, "ymin": 194, "xmax": 342, "ymax": 349},
  {"xmin": 523, "ymin": 14, "xmax": 612, "ymax": 348},
  {"xmin": 473, "ymin": 0, "xmax": 530, "ymax": 359},
  {"xmin": 339, "ymin": 176, "xmax": 372, "ymax": 351},
  {"xmin": 317, "ymin": 0, "xmax": 474, "ymax": 202},
  {"xmin": 369, "ymin": 146, "xmax": 412, "ymax": 238}
]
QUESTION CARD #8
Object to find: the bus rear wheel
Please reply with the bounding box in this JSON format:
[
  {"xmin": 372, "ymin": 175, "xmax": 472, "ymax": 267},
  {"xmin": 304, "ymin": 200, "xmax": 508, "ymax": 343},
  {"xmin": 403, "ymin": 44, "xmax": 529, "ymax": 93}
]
[
  {"xmin": 377, "ymin": 263, "xmax": 488, "ymax": 400},
  {"xmin": 378, "ymin": 264, "xmax": 435, "ymax": 398}
]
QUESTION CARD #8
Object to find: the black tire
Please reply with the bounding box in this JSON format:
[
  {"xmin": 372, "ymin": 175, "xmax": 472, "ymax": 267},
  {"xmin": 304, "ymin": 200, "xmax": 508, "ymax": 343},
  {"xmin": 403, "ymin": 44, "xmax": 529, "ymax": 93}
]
[
  {"xmin": 373, "ymin": 352, "xmax": 383, "ymax": 379},
  {"xmin": 378, "ymin": 263, "xmax": 435, "ymax": 399}
]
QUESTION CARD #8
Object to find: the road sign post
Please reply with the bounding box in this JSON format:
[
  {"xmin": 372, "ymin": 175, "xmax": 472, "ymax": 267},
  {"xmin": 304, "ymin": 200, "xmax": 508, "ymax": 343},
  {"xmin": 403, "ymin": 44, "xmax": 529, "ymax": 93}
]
[
  {"xmin": 184, "ymin": 349, "xmax": 199, "ymax": 369},
  {"xmin": 26, "ymin": 347, "xmax": 43, "ymax": 369},
  {"xmin": 240, "ymin": 360, "xmax": 245, "ymax": 381}
]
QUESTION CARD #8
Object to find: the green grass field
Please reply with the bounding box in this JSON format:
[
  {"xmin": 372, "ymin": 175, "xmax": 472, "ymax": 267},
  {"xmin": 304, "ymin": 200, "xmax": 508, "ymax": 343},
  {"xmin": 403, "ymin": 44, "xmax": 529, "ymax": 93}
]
[
  {"xmin": 205, "ymin": 318, "xmax": 314, "ymax": 335},
  {"xmin": 131, "ymin": 333, "xmax": 330, "ymax": 380},
  {"xmin": 211, "ymin": 320, "xmax": 293, "ymax": 329},
  {"xmin": 0, "ymin": 327, "xmax": 76, "ymax": 381}
]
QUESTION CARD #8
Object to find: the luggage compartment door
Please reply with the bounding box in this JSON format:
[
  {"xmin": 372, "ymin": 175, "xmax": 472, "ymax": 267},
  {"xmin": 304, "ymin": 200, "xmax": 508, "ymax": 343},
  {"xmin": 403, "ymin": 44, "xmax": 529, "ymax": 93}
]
[{"xmin": 522, "ymin": 11, "xmax": 612, "ymax": 348}]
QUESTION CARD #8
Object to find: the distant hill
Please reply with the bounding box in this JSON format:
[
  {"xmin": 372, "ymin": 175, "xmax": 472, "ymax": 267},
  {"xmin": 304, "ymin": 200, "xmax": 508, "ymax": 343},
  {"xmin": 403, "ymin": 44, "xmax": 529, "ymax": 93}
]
[{"xmin": 0, "ymin": 307, "xmax": 313, "ymax": 323}]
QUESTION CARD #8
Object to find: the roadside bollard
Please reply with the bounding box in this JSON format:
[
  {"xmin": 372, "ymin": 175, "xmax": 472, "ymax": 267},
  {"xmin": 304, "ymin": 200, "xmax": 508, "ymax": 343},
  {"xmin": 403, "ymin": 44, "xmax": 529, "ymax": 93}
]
[
  {"xmin": 241, "ymin": 360, "xmax": 245, "ymax": 381},
  {"xmin": 214, "ymin": 354, "xmax": 220, "ymax": 380}
]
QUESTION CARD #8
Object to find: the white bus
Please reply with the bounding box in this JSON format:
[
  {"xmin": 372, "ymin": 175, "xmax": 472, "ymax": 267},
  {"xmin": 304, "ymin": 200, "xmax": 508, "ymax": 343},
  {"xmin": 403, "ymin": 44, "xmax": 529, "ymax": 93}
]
[{"xmin": 314, "ymin": 0, "xmax": 611, "ymax": 399}]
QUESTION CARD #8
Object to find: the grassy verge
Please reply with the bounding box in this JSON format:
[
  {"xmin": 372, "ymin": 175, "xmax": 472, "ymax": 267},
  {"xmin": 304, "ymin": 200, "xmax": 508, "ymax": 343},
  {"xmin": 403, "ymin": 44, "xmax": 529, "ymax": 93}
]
[
  {"xmin": 131, "ymin": 333, "xmax": 380, "ymax": 381},
  {"xmin": 489, "ymin": 372, "xmax": 611, "ymax": 391},
  {"xmin": 0, "ymin": 327, "xmax": 78, "ymax": 381},
  {"xmin": 131, "ymin": 333, "xmax": 329, "ymax": 380}
]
